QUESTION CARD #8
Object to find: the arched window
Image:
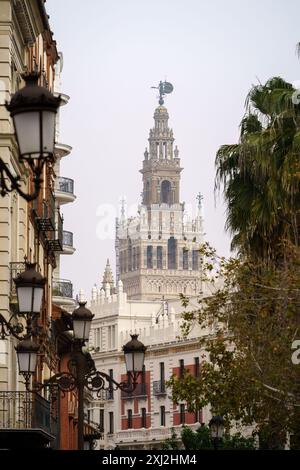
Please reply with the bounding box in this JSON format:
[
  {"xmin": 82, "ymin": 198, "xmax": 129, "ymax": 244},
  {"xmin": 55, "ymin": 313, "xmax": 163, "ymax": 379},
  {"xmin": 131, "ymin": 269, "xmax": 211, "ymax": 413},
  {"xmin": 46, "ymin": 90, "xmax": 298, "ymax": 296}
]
[
  {"xmin": 147, "ymin": 246, "xmax": 153, "ymax": 269},
  {"xmin": 168, "ymin": 237, "xmax": 177, "ymax": 269},
  {"xmin": 183, "ymin": 248, "xmax": 189, "ymax": 270},
  {"xmin": 157, "ymin": 246, "xmax": 163, "ymax": 269},
  {"xmin": 145, "ymin": 180, "xmax": 150, "ymax": 204},
  {"xmin": 128, "ymin": 238, "xmax": 132, "ymax": 271},
  {"xmin": 161, "ymin": 180, "xmax": 171, "ymax": 204}
]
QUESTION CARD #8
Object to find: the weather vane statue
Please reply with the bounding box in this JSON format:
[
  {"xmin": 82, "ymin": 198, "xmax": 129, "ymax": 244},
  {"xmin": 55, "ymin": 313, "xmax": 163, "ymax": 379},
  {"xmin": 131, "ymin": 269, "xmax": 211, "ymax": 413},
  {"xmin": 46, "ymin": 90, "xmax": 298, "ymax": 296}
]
[{"xmin": 151, "ymin": 80, "xmax": 174, "ymax": 105}]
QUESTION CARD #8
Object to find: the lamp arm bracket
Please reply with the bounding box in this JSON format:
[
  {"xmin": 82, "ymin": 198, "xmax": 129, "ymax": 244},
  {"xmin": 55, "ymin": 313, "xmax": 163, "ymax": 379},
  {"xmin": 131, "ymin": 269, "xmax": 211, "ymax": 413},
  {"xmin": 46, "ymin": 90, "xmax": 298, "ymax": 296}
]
[
  {"xmin": 84, "ymin": 370, "xmax": 140, "ymax": 393},
  {"xmin": 0, "ymin": 312, "xmax": 27, "ymax": 340},
  {"xmin": 0, "ymin": 157, "xmax": 44, "ymax": 201}
]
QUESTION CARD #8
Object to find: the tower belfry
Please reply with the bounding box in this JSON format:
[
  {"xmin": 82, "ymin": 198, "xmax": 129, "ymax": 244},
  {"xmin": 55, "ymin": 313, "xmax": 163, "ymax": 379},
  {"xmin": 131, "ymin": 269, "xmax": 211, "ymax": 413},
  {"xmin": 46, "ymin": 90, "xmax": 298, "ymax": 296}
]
[
  {"xmin": 141, "ymin": 104, "xmax": 182, "ymax": 207},
  {"xmin": 116, "ymin": 82, "xmax": 203, "ymax": 300}
]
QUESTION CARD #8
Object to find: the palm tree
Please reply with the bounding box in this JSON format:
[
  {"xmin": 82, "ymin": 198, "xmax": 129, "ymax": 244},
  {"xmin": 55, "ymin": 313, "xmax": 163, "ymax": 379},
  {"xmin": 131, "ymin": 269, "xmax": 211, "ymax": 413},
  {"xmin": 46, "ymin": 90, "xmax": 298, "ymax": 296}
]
[{"xmin": 215, "ymin": 77, "xmax": 300, "ymax": 262}]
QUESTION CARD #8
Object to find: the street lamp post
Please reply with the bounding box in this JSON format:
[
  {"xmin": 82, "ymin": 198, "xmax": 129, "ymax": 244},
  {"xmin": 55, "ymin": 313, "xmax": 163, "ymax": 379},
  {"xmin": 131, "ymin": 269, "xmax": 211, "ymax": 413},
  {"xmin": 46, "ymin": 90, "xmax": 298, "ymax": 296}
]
[
  {"xmin": 209, "ymin": 415, "xmax": 224, "ymax": 450},
  {"xmin": 0, "ymin": 262, "xmax": 46, "ymax": 340},
  {"xmin": 0, "ymin": 264, "xmax": 147, "ymax": 449},
  {"xmin": 9, "ymin": 292, "xmax": 146, "ymax": 450},
  {"xmin": 1, "ymin": 73, "xmax": 61, "ymax": 201}
]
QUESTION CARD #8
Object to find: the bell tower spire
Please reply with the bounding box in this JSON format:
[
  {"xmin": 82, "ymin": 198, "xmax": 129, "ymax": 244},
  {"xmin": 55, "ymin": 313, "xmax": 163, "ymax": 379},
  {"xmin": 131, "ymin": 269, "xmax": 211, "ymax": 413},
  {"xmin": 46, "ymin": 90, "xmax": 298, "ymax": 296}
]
[
  {"xmin": 140, "ymin": 82, "xmax": 182, "ymax": 206},
  {"xmin": 116, "ymin": 81, "xmax": 203, "ymax": 301}
]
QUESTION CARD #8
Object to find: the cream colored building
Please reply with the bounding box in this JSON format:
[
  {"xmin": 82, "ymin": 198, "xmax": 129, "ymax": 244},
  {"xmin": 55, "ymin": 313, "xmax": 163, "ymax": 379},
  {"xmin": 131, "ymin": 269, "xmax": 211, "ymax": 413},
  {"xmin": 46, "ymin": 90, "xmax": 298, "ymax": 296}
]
[{"xmin": 0, "ymin": 0, "xmax": 76, "ymax": 447}]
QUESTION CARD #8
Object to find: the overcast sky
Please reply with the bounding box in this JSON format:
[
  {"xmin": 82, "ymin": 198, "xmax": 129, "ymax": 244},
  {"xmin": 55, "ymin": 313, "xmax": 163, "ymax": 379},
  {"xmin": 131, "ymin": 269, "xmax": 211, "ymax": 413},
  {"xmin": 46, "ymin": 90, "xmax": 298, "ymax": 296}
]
[{"xmin": 46, "ymin": 0, "xmax": 300, "ymax": 299}]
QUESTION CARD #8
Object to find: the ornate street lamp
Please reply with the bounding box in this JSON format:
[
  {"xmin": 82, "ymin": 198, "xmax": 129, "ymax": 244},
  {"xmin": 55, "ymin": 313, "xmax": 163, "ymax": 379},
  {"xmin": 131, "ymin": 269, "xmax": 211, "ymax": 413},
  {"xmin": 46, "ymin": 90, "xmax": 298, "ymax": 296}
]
[
  {"xmin": 0, "ymin": 263, "xmax": 46, "ymax": 340},
  {"xmin": 123, "ymin": 334, "xmax": 147, "ymax": 383},
  {"xmin": 72, "ymin": 301, "xmax": 94, "ymax": 342},
  {"xmin": 14, "ymin": 262, "xmax": 46, "ymax": 315},
  {"xmin": 15, "ymin": 339, "xmax": 39, "ymax": 385},
  {"xmin": 209, "ymin": 415, "xmax": 224, "ymax": 450},
  {"xmin": 1, "ymin": 73, "xmax": 61, "ymax": 201},
  {"xmin": 18, "ymin": 300, "xmax": 147, "ymax": 451}
]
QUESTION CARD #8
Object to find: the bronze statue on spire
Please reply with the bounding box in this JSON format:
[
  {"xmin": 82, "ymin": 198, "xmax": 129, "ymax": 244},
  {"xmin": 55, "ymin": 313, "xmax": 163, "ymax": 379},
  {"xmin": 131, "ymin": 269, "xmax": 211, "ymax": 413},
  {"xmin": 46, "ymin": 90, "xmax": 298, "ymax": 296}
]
[{"xmin": 151, "ymin": 80, "xmax": 174, "ymax": 105}]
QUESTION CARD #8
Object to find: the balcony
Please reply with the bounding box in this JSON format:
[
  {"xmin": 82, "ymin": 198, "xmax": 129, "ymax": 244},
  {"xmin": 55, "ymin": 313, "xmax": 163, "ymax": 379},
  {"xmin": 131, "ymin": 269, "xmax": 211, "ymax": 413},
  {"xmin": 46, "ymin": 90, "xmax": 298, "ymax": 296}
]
[
  {"xmin": 54, "ymin": 177, "xmax": 76, "ymax": 205},
  {"xmin": 61, "ymin": 230, "xmax": 76, "ymax": 255},
  {"xmin": 33, "ymin": 191, "xmax": 56, "ymax": 231},
  {"xmin": 121, "ymin": 383, "xmax": 147, "ymax": 400},
  {"xmin": 153, "ymin": 380, "xmax": 167, "ymax": 396},
  {"xmin": 0, "ymin": 391, "xmax": 55, "ymax": 449},
  {"xmin": 54, "ymin": 91, "xmax": 70, "ymax": 106},
  {"xmin": 52, "ymin": 279, "xmax": 75, "ymax": 307},
  {"xmin": 54, "ymin": 142, "xmax": 72, "ymax": 159},
  {"xmin": 46, "ymin": 210, "xmax": 63, "ymax": 252}
]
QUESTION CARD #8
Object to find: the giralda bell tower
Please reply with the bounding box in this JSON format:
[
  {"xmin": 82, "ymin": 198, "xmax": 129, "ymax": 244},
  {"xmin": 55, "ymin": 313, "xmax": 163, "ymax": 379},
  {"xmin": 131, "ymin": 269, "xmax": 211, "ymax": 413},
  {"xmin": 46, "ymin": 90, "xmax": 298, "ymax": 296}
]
[{"xmin": 116, "ymin": 82, "xmax": 203, "ymax": 300}]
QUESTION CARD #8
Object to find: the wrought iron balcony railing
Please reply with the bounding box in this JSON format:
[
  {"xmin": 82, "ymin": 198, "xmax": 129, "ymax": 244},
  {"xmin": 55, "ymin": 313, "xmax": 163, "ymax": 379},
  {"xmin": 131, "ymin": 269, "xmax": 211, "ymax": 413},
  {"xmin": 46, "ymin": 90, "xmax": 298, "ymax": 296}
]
[
  {"xmin": 153, "ymin": 380, "xmax": 166, "ymax": 395},
  {"xmin": 52, "ymin": 279, "xmax": 73, "ymax": 299},
  {"xmin": 63, "ymin": 230, "xmax": 73, "ymax": 247},
  {"xmin": 121, "ymin": 383, "xmax": 147, "ymax": 400},
  {"xmin": 46, "ymin": 210, "xmax": 63, "ymax": 252},
  {"xmin": 33, "ymin": 190, "xmax": 56, "ymax": 231},
  {"xmin": 57, "ymin": 177, "xmax": 74, "ymax": 195},
  {"xmin": 0, "ymin": 391, "xmax": 51, "ymax": 435}
]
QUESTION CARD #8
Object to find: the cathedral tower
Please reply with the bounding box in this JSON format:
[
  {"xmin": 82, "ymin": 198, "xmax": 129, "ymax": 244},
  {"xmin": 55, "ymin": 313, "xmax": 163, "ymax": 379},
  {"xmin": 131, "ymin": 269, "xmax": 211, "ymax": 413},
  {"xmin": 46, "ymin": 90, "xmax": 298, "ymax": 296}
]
[{"xmin": 116, "ymin": 84, "xmax": 203, "ymax": 300}]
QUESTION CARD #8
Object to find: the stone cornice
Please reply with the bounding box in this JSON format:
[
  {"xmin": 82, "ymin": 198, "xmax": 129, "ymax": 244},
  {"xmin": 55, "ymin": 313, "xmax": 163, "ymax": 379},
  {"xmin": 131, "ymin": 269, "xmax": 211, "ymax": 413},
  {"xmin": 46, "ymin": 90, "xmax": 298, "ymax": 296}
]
[{"xmin": 13, "ymin": 0, "xmax": 36, "ymax": 45}]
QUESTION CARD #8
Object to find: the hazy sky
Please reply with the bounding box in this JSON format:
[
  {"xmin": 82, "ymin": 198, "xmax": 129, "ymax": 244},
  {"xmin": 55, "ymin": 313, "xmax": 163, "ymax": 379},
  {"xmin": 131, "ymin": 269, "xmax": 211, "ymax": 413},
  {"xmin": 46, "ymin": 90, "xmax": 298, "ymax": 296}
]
[{"xmin": 46, "ymin": 0, "xmax": 300, "ymax": 299}]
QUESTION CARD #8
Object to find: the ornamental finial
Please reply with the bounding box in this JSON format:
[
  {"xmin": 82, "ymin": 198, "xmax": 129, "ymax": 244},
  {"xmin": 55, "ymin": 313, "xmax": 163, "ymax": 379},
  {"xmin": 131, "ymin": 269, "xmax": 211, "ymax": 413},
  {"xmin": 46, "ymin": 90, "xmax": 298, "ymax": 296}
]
[{"xmin": 151, "ymin": 80, "xmax": 174, "ymax": 105}]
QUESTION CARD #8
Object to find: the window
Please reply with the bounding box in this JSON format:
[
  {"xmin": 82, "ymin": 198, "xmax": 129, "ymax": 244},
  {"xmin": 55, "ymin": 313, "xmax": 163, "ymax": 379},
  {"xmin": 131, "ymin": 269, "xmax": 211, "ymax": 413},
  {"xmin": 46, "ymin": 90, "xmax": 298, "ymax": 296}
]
[
  {"xmin": 192, "ymin": 250, "xmax": 199, "ymax": 270},
  {"xmin": 99, "ymin": 409, "xmax": 104, "ymax": 433},
  {"xmin": 108, "ymin": 325, "xmax": 116, "ymax": 350},
  {"xmin": 108, "ymin": 369, "xmax": 114, "ymax": 400},
  {"xmin": 194, "ymin": 408, "xmax": 201, "ymax": 423},
  {"xmin": 127, "ymin": 409, "xmax": 133, "ymax": 429},
  {"xmin": 160, "ymin": 362, "xmax": 165, "ymax": 392},
  {"xmin": 179, "ymin": 359, "xmax": 184, "ymax": 378},
  {"xmin": 95, "ymin": 328, "xmax": 102, "ymax": 350},
  {"xmin": 194, "ymin": 357, "xmax": 200, "ymax": 377},
  {"xmin": 180, "ymin": 404, "xmax": 185, "ymax": 424},
  {"xmin": 157, "ymin": 246, "xmax": 163, "ymax": 269},
  {"xmin": 111, "ymin": 325, "xmax": 116, "ymax": 349},
  {"xmin": 160, "ymin": 406, "xmax": 166, "ymax": 426},
  {"xmin": 109, "ymin": 412, "xmax": 114, "ymax": 434},
  {"xmin": 141, "ymin": 365, "xmax": 146, "ymax": 394},
  {"xmin": 161, "ymin": 180, "xmax": 171, "ymax": 204},
  {"xmin": 141, "ymin": 408, "xmax": 147, "ymax": 428},
  {"xmin": 108, "ymin": 326, "xmax": 111, "ymax": 349},
  {"xmin": 128, "ymin": 238, "xmax": 132, "ymax": 271},
  {"xmin": 147, "ymin": 246, "xmax": 153, "ymax": 269},
  {"xmin": 168, "ymin": 237, "xmax": 177, "ymax": 269},
  {"xmin": 183, "ymin": 248, "xmax": 189, "ymax": 270}
]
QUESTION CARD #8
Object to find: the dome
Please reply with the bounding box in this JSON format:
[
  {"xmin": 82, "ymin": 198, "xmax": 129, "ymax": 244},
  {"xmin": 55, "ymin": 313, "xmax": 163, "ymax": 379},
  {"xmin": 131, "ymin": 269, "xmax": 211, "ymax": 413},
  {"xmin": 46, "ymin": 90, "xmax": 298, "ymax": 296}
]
[{"xmin": 154, "ymin": 105, "xmax": 169, "ymax": 119}]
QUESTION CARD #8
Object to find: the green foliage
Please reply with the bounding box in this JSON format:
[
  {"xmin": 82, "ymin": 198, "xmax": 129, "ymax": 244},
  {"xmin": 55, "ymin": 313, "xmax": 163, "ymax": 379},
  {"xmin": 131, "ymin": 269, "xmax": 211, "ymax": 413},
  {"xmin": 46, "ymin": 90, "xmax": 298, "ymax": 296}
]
[
  {"xmin": 161, "ymin": 428, "xmax": 180, "ymax": 450},
  {"xmin": 167, "ymin": 76, "xmax": 300, "ymax": 450},
  {"xmin": 167, "ymin": 242, "xmax": 300, "ymax": 449},
  {"xmin": 215, "ymin": 76, "xmax": 300, "ymax": 261},
  {"xmin": 162, "ymin": 425, "xmax": 256, "ymax": 450}
]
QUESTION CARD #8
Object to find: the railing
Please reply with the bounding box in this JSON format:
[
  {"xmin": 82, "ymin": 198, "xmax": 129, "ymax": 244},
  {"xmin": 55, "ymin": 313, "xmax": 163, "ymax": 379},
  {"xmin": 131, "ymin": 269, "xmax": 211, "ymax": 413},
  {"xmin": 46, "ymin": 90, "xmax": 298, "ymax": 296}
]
[
  {"xmin": 153, "ymin": 380, "xmax": 166, "ymax": 395},
  {"xmin": 9, "ymin": 262, "xmax": 26, "ymax": 299},
  {"xmin": 0, "ymin": 391, "xmax": 51, "ymax": 435},
  {"xmin": 33, "ymin": 191, "xmax": 56, "ymax": 231},
  {"xmin": 47, "ymin": 210, "xmax": 63, "ymax": 251},
  {"xmin": 63, "ymin": 230, "xmax": 73, "ymax": 247},
  {"xmin": 121, "ymin": 383, "xmax": 147, "ymax": 399},
  {"xmin": 57, "ymin": 177, "xmax": 74, "ymax": 195},
  {"xmin": 52, "ymin": 279, "xmax": 73, "ymax": 298}
]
